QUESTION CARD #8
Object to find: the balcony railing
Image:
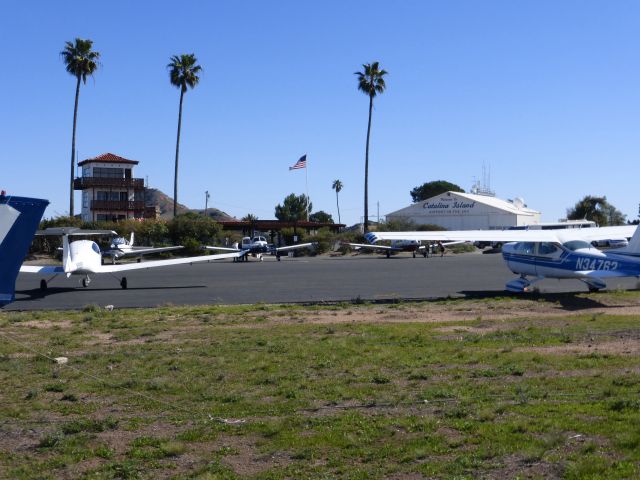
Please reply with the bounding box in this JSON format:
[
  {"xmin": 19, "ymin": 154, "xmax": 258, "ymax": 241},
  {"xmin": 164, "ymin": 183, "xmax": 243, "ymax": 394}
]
[
  {"xmin": 90, "ymin": 200, "xmax": 145, "ymax": 211},
  {"xmin": 74, "ymin": 177, "xmax": 145, "ymax": 189}
]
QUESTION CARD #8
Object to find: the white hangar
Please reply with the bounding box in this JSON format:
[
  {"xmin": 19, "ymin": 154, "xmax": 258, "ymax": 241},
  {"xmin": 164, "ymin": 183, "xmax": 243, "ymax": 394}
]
[{"xmin": 386, "ymin": 191, "xmax": 541, "ymax": 230}]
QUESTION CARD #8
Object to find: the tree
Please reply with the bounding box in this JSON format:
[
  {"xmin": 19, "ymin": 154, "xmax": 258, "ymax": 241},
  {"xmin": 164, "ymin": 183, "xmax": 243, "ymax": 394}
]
[
  {"xmin": 355, "ymin": 62, "xmax": 387, "ymax": 232},
  {"xmin": 410, "ymin": 180, "xmax": 465, "ymax": 203},
  {"xmin": 275, "ymin": 194, "xmax": 312, "ymax": 222},
  {"xmin": 60, "ymin": 38, "xmax": 100, "ymax": 217},
  {"xmin": 168, "ymin": 54, "xmax": 202, "ymax": 217},
  {"xmin": 332, "ymin": 179, "xmax": 343, "ymax": 225},
  {"xmin": 566, "ymin": 195, "xmax": 626, "ymax": 226},
  {"xmin": 309, "ymin": 211, "xmax": 333, "ymax": 223},
  {"xmin": 242, "ymin": 213, "xmax": 258, "ymax": 236}
]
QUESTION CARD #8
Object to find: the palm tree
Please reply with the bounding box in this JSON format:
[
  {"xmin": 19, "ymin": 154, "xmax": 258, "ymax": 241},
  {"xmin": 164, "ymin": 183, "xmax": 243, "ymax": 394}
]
[
  {"xmin": 242, "ymin": 214, "xmax": 258, "ymax": 236},
  {"xmin": 168, "ymin": 54, "xmax": 202, "ymax": 217},
  {"xmin": 60, "ymin": 38, "xmax": 100, "ymax": 217},
  {"xmin": 355, "ymin": 62, "xmax": 387, "ymax": 232},
  {"xmin": 332, "ymin": 179, "xmax": 343, "ymax": 225}
]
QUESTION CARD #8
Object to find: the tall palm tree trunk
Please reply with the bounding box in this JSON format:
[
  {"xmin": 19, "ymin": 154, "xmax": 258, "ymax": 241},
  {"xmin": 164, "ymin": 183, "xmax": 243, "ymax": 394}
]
[
  {"xmin": 364, "ymin": 95, "xmax": 373, "ymax": 232},
  {"xmin": 69, "ymin": 75, "xmax": 81, "ymax": 217},
  {"xmin": 336, "ymin": 191, "xmax": 341, "ymax": 225},
  {"xmin": 173, "ymin": 89, "xmax": 185, "ymax": 217}
]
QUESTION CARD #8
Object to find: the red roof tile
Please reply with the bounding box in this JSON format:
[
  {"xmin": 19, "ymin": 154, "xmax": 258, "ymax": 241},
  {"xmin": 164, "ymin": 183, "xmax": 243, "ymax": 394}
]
[{"xmin": 78, "ymin": 153, "xmax": 138, "ymax": 166}]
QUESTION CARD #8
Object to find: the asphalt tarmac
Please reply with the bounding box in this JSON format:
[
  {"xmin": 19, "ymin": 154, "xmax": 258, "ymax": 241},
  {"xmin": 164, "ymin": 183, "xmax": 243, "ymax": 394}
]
[{"xmin": 7, "ymin": 252, "xmax": 640, "ymax": 310}]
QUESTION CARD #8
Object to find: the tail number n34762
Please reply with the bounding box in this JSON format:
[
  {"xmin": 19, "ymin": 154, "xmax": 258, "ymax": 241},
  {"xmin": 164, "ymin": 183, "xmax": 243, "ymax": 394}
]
[{"xmin": 575, "ymin": 258, "xmax": 618, "ymax": 271}]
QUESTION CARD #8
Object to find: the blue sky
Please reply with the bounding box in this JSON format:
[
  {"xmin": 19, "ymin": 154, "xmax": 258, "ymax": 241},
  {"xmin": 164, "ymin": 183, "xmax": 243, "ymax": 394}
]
[{"xmin": 1, "ymin": 0, "xmax": 639, "ymax": 225}]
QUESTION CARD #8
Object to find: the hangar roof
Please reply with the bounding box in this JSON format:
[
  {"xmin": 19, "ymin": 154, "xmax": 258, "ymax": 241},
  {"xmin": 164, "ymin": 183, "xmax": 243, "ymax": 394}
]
[{"xmin": 387, "ymin": 191, "xmax": 540, "ymax": 217}]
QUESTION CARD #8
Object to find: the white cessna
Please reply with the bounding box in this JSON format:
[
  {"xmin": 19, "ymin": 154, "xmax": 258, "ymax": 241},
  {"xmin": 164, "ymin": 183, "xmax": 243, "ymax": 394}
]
[
  {"xmin": 205, "ymin": 235, "xmax": 315, "ymax": 261},
  {"xmin": 20, "ymin": 228, "xmax": 242, "ymax": 290},
  {"xmin": 102, "ymin": 232, "xmax": 183, "ymax": 263},
  {"xmin": 365, "ymin": 225, "xmax": 640, "ymax": 292}
]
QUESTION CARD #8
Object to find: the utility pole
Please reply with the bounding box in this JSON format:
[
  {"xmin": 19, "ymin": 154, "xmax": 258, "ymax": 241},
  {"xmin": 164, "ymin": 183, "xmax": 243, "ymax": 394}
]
[{"xmin": 204, "ymin": 190, "xmax": 210, "ymax": 217}]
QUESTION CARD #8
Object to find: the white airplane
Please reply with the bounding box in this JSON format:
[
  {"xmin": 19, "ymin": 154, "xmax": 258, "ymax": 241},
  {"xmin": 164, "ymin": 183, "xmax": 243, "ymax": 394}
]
[
  {"xmin": 102, "ymin": 232, "xmax": 183, "ymax": 263},
  {"xmin": 365, "ymin": 225, "xmax": 640, "ymax": 292},
  {"xmin": 342, "ymin": 239, "xmax": 463, "ymax": 258},
  {"xmin": 205, "ymin": 235, "xmax": 316, "ymax": 261},
  {"xmin": 19, "ymin": 228, "xmax": 243, "ymax": 290},
  {"xmin": 0, "ymin": 193, "xmax": 49, "ymax": 306}
]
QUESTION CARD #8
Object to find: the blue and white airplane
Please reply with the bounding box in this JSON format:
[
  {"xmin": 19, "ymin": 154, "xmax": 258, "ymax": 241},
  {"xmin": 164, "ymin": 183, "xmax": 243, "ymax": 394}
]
[
  {"xmin": 365, "ymin": 225, "xmax": 640, "ymax": 292},
  {"xmin": 0, "ymin": 193, "xmax": 49, "ymax": 307}
]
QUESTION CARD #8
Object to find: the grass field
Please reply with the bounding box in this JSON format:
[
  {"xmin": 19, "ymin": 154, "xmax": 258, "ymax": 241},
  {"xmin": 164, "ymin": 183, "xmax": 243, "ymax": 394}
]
[{"xmin": 1, "ymin": 295, "xmax": 640, "ymax": 479}]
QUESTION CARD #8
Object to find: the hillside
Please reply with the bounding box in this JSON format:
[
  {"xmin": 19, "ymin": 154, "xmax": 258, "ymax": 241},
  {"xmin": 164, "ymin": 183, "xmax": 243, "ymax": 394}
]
[{"xmin": 145, "ymin": 188, "xmax": 236, "ymax": 221}]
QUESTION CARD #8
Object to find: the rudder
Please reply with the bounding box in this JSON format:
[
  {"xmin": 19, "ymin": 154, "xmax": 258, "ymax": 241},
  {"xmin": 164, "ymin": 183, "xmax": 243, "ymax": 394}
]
[{"xmin": 0, "ymin": 194, "xmax": 48, "ymax": 306}]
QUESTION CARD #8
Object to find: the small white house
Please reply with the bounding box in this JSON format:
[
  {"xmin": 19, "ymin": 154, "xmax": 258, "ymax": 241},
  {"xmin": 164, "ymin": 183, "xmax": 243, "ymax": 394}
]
[{"xmin": 386, "ymin": 191, "xmax": 541, "ymax": 230}]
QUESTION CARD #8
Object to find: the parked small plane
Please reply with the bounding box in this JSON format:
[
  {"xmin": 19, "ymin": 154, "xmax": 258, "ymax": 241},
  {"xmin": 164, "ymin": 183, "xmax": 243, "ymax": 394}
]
[
  {"xmin": 206, "ymin": 236, "xmax": 315, "ymax": 261},
  {"xmin": 342, "ymin": 239, "xmax": 463, "ymax": 258},
  {"xmin": 102, "ymin": 232, "xmax": 183, "ymax": 263},
  {"xmin": 19, "ymin": 228, "xmax": 242, "ymax": 290},
  {"xmin": 0, "ymin": 193, "xmax": 49, "ymax": 306},
  {"xmin": 366, "ymin": 225, "xmax": 640, "ymax": 292}
]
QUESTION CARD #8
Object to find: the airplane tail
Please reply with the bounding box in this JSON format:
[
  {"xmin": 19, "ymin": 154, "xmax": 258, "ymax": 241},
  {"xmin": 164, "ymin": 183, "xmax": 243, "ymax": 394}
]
[
  {"xmin": 62, "ymin": 234, "xmax": 72, "ymax": 273},
  {"xmin": 617, "ymin": 225, "xmax": 640, "ymax": 256},
  {"xmin": 0, "ymin": 194, "xmax": 48, "ymax": 307}
]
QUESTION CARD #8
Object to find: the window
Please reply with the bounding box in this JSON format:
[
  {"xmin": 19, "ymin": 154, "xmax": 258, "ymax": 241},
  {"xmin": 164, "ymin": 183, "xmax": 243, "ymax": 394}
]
[
  {"xmin": 513, "ymin": 242, "xmax": 535, "ymax": 255},
  {"xmin": 93, "ymin": 167, "xmax": 124, "ymax": 178},
  {"xmin": 538, "ymin": 242, "xmax": 559, "ymax": 255},
  {"xmin": 563, "ymin": 240, "xmax": 593, "ymax": 251}
]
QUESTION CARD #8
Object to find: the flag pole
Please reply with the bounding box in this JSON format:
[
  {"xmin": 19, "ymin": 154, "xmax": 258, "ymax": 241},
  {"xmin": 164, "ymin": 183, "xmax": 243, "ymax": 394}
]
[{"xmin": 305, "ymin": 156, "xmax": 309, "ymax": 221}]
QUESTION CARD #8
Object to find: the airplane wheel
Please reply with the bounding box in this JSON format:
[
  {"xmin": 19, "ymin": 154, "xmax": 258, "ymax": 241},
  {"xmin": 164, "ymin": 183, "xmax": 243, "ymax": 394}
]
[
  {"xmin": 40, "ymin": 279, "xmax": 47, "ymax": 291},
  {"xmin": 588, "ymin": 286, "xmax": 600, "ymax": 293},
  {"xmin": 137, "ymin": 258, "xmax": 141, "ymax": 263},
  {"xmin": 423, "ymin": 252, "xmax": 427, "ymax": 258},
  {"xmin": 120, "ymin": 277, "xmax": 128, "ymax": 289},
  {"xmin": 386, "ymin": 251, "xmax": 391, "ymax": 258},
  {"xmin": 82, "ymin": 278, "xmax": 89, "ymax": 288},
  {"xmin": 277, "ymin": 255, "xmax": 281, "ymax": 261},
  {"xmin": 413, "ymin": 252, "xmax": 416, "ymax": 258}
]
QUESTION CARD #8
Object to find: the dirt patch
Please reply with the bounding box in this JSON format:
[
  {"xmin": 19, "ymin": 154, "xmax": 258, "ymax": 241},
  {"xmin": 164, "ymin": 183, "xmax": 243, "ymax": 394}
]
[
  {"xmin": 216, "ymin": 434, "xmax": 291, "ymax": 476},
  {"xmin": 517, "ymin": 337, "xmax": 640, "ymax": 356}
]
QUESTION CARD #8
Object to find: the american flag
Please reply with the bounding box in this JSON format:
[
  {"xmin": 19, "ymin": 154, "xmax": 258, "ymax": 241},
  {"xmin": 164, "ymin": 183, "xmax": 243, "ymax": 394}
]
[{"xmin": 289, "ymin": 155, "xmax": 307, "ymax": 170}]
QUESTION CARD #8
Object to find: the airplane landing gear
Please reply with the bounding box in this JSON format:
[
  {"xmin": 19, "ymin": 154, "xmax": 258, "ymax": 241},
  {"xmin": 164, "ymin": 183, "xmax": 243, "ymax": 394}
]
[
  {"xmin": 82, "ymin": 276, "xmax": 91, "ymax": 288},
  {"xmin": 120, "ymin": 277, "xmax": 128, "ymax": 289},
  {"xmin": 40, "ymin": 279, "xmax": 47, "ymax": 291},
  {"xmin": 276, "ymin": 254, "xmax": 281, "ymax": 261},
  {"xmin": 412, "ymin": 251, "xmax": 416, "ymax": 258},
  {"xmin": 386, "ymin": 251, "xmax": 391, "ymax": 258}
]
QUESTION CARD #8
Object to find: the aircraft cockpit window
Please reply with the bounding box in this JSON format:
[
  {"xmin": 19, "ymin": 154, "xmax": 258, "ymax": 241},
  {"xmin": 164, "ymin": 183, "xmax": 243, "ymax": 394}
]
[
  {"xmin": 91, "ymin": 242, "xmax": 101, "ymax": 254},
  {"xmin": 513, "ymin": 242, "xmax": 535, "ymax": 254},
  {"xmin": 563, "ymin": 240, "xmax": 592, "ymax": 251},
  {"xmin": 538, "ymin": 242, "xmax": 559, "ymax": 255}
]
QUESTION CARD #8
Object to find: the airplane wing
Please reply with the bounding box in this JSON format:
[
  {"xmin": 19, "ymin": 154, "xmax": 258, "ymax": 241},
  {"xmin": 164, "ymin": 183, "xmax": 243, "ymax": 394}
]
[
  {"xmin": 20, "ymin": 265, "xmax": 65, "ymax": 274},
  {"xmin": 204, "ymin": 246, "xmax": 242, "ymax": 252},
  {"xmin": 366, "ymin": 226, "xmax": 638, "ymax": 245},
  {"xmin": 274, "ymin": 242, "xmax": 315, "ymax": 253},
  {"xmin": 96, "ymin": 251, "xmax": 242, "ymax": 273},
  {"xmin": 103, "ymin": 246, "xmax": 184, "ymax": 258},
  {"xmin": 36, "ymin": 228, "xmax": 117, "ymax": 236},
  {"xmin": 342, "ymin": 242, "xmax": 395, "ymax": 252}
]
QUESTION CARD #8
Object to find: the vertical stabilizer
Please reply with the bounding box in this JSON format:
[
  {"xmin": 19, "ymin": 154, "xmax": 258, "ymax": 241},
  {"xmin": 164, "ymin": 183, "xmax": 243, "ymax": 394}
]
[
  {"xmin": 0, "ymin": 194, "xmax": 48, "ymax": 306},
  {"xmin": 620, "ymin": 225, "xmax": 640, "ymax": 255},
  {"xmin": 62, "ymin": 234, "xmax": 72, "ymax": 273}
]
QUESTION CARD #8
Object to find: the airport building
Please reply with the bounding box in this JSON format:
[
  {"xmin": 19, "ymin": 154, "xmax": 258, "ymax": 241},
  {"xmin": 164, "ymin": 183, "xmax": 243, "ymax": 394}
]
[
  {"xmin": 74, "ymin": 153, "xmax": 153, "ymax": 222},
  {"xmin": 385, "ymin": 191, "xmax": 541, "ymax": 230}
]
